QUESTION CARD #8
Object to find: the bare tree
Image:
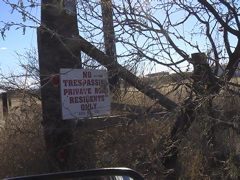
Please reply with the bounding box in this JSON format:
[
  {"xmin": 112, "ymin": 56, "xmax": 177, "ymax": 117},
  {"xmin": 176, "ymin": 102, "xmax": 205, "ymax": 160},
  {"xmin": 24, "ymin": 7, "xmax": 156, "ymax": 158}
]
[
  {"xmin": 2, "ymin": 1, "xmax": 240, "ymax": 86},
  {"xmin": 2, "ymin": 0, "xmax": 240, "ymax": 176}
]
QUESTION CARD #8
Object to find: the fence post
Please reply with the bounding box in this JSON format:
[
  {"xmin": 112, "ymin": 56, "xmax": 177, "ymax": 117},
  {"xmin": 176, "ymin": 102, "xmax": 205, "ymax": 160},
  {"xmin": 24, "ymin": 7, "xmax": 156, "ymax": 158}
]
[
  {"xmin": 191, "ymin": 53, "xmax": 209, "ymax": 95},
  {"xmin": 2, "ymin": 92, "xmax": 8, "ymax": 118},
  {"xmin": 8, "ymin": 95, "xmax": 11, "ymax": 108}
]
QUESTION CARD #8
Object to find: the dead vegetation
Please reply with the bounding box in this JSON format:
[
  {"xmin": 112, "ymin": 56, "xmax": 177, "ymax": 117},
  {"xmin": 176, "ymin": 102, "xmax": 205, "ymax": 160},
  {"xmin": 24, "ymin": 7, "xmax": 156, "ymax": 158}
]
[
  {"xmin": 1, "ymin": 75, "xmax": 240, "ymax": 179},
  {"xmin": 0, "ymin": 97, "xmax": 46, "ymax": 179}
]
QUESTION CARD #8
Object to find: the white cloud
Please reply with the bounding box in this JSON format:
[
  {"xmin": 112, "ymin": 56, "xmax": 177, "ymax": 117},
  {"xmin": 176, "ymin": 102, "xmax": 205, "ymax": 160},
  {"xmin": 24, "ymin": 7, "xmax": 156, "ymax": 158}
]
[{"xmin": 0, "ymin": 47, "xmax": 7, "ymax": 50}]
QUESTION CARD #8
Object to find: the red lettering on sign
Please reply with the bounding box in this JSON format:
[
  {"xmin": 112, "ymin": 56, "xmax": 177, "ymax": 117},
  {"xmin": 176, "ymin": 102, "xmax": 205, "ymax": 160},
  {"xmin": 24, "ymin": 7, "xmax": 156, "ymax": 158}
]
[
  {"xmin": 83, "ymin": 71, "xmax": 92, "ymax": 78},
  {"xmin": 95, "ymin": 88, "xmax": 108, "ymax": 94},
  {"xmin": 80, "ymin": 103, "xmax": 97, "ymax": 110},
  {"xmin": 69, "ymin": 97, "xmax": 74, "ymax": 103},
  {"xmin": 68, "ymin": 95, "xmax": 104, "ymax": 104},
  {"xmin": 63, "ymin": 88, "xmax": 92, "ymax": 95},
  {"xmin": 62, "ymin": 79, "xmax": 102, "ymax": 86}
]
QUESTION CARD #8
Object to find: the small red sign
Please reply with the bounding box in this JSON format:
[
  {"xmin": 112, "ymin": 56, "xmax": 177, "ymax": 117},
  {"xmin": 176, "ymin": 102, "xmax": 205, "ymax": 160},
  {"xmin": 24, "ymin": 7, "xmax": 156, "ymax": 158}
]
[{"xmin": 52, "ymin": 76, "xmax": 60, "ymax": 86}]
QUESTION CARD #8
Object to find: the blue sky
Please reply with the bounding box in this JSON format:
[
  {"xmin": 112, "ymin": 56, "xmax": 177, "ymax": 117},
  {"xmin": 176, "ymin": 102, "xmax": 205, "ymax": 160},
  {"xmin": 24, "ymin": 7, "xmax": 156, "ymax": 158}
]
[
  {"xmin": 0, "ymin": 1, "xmax": 40, "ymax": 73},
  {"xmin": 0, "ymin": 1, "xmax": 185, "ymax": 75},
  {"xmin": 0, "ymin": 0, "xmax": 219, "ymax": 76},
  {"xmin": 0, "ymin": 0, "xmax": 172, "ymax": 76}
]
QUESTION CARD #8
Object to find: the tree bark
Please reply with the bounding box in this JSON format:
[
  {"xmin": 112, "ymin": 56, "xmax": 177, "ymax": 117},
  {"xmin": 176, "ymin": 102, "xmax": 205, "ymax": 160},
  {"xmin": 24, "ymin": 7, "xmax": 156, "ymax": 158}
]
[
  {"xmin": 101, "ymin": 0, "xmax": 120, "ymax": 95},
  {"xmin": 38, "ymin": 0, "xmax": 81, "ymax": 172}
]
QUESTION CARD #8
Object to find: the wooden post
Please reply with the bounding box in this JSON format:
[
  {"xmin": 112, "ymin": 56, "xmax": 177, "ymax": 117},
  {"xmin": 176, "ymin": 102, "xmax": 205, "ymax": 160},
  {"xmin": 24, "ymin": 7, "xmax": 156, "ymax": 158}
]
[
  {"xmin": 162, "ymin": 53, "xmax": 210, "ymax": 169},
  {"xmin": 2, "ymin": 92, "xmax": 8, "ymax": 117},
  {"xmin": 8, "ymin": 94, "xmax": 11, "ymax": 108},
  {"xmin": 101, "ymin": 0, "xmax": 120, "ymax": 96},
  {"xmin": 37, "ymin": 0, "xmax": 81, "ymax": 172},
  {"xmin": 191, "ymin": 53, "xmax": 209, "ymax": 95}
]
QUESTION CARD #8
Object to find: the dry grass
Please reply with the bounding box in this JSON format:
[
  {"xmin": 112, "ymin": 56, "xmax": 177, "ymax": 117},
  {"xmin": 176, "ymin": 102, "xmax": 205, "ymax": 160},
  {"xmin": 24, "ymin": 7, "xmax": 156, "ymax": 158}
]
[
  {"xmin": 1, "ymin": 75, "xmax": 240, "ymax": 179},
  {"xmin": 70, "ymin": 115, "xmax": 176, "ymax": 180},
  {"xmin": 0, "ymin": 90, "xmax": 177, "ymax": 179},
  {"xmin": 0, "ymin": 96, "xmax": 46, "ymax": 179}
]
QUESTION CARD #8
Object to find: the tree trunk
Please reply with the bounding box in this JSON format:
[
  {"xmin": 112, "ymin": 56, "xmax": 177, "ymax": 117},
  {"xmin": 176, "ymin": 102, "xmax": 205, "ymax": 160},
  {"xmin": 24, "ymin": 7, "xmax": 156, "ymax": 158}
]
[
  {"xmin": 101, "ymin": 0, "xmax": 120, "ymax": 96},
  {"xmin": 38, "ymin": 0, "xmax": 81, "ymax": 172}
]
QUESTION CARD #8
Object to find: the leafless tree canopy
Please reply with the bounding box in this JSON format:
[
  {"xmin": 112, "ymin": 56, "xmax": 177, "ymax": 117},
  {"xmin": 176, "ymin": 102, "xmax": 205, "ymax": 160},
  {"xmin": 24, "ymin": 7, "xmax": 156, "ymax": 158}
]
[{"xmin": 1, "ymin": 0, "xmax": 240, "ymax": 91}]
